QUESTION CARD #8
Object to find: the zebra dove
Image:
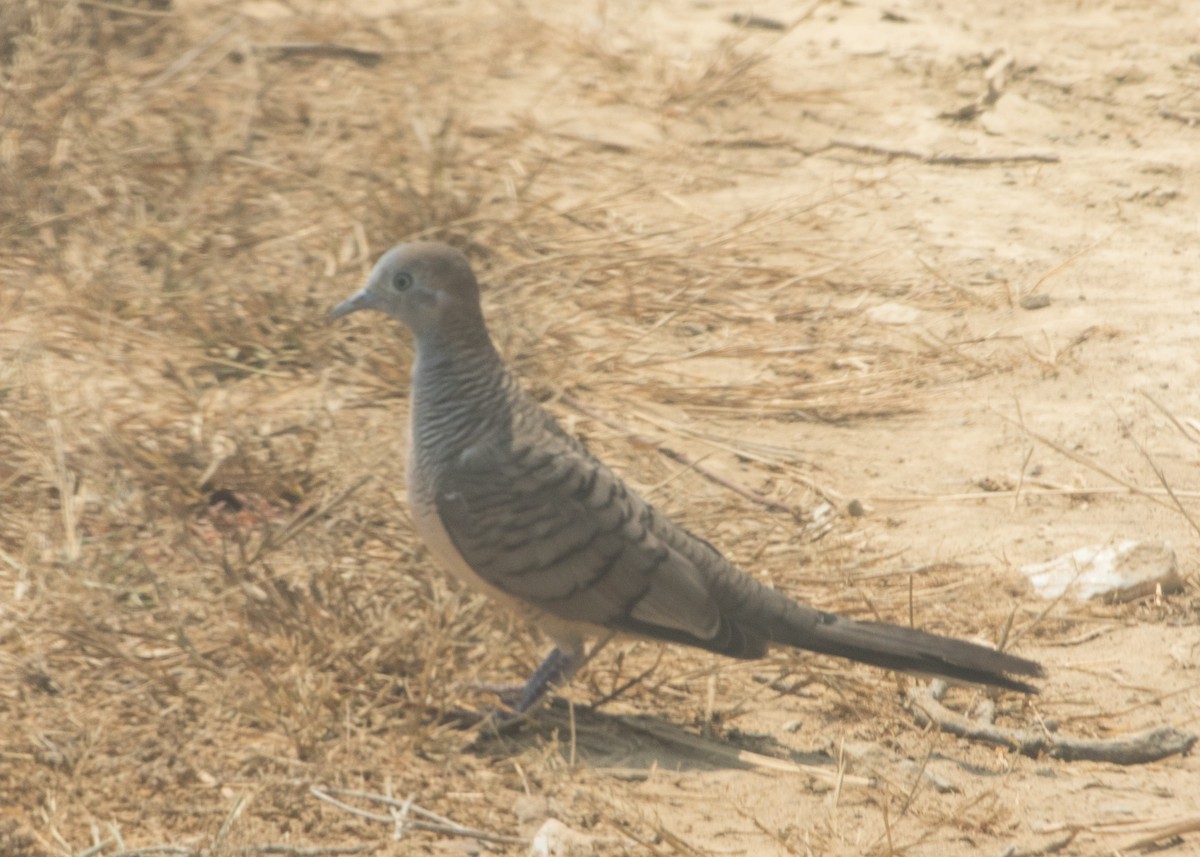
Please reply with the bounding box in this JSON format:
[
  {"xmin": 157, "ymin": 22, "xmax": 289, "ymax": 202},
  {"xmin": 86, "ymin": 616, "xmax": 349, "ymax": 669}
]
[{"xmin": 330, "ymin": 242, "xmax": 1043, "ymax": 713}]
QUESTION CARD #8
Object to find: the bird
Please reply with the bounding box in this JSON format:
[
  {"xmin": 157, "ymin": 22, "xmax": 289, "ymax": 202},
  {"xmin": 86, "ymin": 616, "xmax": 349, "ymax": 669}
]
[{"xmin": 330, "ymin": 242, "xmax": 1044, "ymax": 714}]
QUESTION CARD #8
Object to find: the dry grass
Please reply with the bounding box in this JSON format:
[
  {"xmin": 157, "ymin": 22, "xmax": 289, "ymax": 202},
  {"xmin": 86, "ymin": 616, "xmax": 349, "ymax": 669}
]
[{"xmin": 0, "ymin": 2, "xmax": 1094, "ymax": 855}]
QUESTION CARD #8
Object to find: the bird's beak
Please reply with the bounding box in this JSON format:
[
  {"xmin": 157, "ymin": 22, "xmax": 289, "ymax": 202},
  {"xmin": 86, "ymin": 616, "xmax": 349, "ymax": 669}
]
[{"xmin": 329, "ymin": 288, "xmax": 375, "ymax": 321}]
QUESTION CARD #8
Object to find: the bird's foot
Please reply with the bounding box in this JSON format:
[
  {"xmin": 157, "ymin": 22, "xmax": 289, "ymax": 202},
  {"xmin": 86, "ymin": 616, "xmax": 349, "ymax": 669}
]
[{"xmin": 449, "ymin": 645, "xmax": 587, "ymax": 729}]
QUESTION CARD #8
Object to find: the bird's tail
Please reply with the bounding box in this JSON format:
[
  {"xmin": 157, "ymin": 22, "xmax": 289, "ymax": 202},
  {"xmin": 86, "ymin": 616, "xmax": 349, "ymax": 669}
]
[{"xmin": 774, "ymin": 606, "xmax": 1044, "ymax": 693}]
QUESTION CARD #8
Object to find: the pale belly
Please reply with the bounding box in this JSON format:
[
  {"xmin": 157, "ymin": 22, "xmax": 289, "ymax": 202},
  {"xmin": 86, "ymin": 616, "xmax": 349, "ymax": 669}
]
[{"xmin": 404, "ymin": 436, "xmax": 601, "ymax": 651}]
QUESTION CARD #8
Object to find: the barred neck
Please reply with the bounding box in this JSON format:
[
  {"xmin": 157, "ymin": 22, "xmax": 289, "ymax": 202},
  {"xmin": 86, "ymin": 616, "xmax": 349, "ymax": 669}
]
[{"xmin": 410, "ymin": 332, "xmax": 521, "ymax": 462}]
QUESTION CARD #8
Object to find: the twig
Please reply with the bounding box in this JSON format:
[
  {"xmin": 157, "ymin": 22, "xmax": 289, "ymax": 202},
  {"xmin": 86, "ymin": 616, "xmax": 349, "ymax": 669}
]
[
  {"xmin": 625, "ymin": 407, "xmax": 842, "ymax": 504},
  {"xmin": 907, "ymin": 685, "xmax": 1197, "ymax": 764},
  {"xmin": 1158, "ymin": 107, "xmax": 1200, "ymax": 126},
  {"xmin": 249, "ymin": 475, "xmax": 372, "ymax": 564},
  {"xmin": 727, "ymin": 13, "xmax": 786, "ymax": 30},
  {"xmin": 249, "ymin": 846, "xmax": 374, "ymax": 855},
  {"xmin": 255, "ymin": 43, "xmax": 387, "ymax": 67},
  {"xmin": 213, "ymin": 794, "xmax": 250, "ymax": 854},
  {"xmin": 916, "ymin": 327, "xmax": 1004, "ymax": 373},
  {"xmin": 309, "ymin": 787, "xmax": 525, "ymax": 846},
  {"xmin": 78, "ymin": 840, "xmax": 115, "ymax": 857},
  {"xmin": 1004, "ymin": 547, "xmax": 1082, "ymax": 649},
  {"xmin": 103, "ymin": 18, "xmax": 239, "ymax": 126},
  {"xmin": 1044, "ymin": 681, "xmax": 1200, "ymax": 726},
  {"xmin": 560, "ymin": 394, "xmax": 804, "ymax": 517},
  {"xmin": 1140, "ymin": 388, "xmax": 1200, "ymax": 445},
  {"xmin": 1012, "ymin": 445, "xmax": 1033, "ymax": 512},
  {"xmin": 389, "ymin": 792, "xmax": 414, "ymax": 841},
  {"xmin": 992, "ymin": 831, "xmax": 1078, "ymax": 857},
  {"xmin": 1027, "ymin": 231, "xmax": 1113, "ymax": 295},
  {"xmin": 1042, "ymin": 626, "xmax": 1113, "ymax": 647},
  {"xmin": 655, "ymin": 823, "xmax": 707, "ymax": 857},
  {"xmin": 78, "ymin": 0, "xmax": 172, "ymax": 16},
  {"xmin": 47, "ymin": 414, "xmax": 80, "ymax": 562},
  {"xmin": 827, "ymin": 139, "xmax": 1059, "ymax": 165},
  {"xmin": 1118, "ymin": 815, "xmax": 1200, "ymax": 852},
  {"xmin": 0, "ymin": 545, "xmax": 25, "ymax": 572},
  {"xmin": 1112, "ymin": 403, "xmax": 1200, "ymax": 541},
  {"xmin": 872, "ymin": 485, "xmax": 1200, "ymax": 503},
  {"xmin": 993, "ymin": 410, "xmax": 1180, "ymax": 514},
  {"xmin": 589, "ymin": 646, "xmax": 665, "ymax": 710}
]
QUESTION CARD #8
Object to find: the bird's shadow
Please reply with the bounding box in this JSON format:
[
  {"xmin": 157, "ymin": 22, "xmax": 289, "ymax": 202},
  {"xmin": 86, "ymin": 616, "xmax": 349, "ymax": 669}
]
[{"xmin": 456, "ymin": 696, "xmax": 838, "ymax": 777}]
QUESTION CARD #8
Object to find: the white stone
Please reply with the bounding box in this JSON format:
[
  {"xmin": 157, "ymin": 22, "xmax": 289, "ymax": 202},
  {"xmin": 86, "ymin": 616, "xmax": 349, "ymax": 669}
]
[
  {"xmin": 1020, "ymin": 541, "xmax": 1183, "ymax": 603},
  {"xmin": 866, "ymin": 302, "xmax": 924, "ymax": 325}
]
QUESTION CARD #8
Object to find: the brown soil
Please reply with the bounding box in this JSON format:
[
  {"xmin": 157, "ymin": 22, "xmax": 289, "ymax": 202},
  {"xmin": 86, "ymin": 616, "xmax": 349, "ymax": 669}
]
[{"xmin": 2, "ymin": 1, "xmax": 1197, "ymax": 855}]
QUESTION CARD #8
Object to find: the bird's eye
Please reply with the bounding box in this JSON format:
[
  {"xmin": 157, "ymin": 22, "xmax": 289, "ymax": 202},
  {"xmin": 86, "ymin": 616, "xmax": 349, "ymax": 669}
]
[{"xmin": 390, "ymin": 270, "xmax": 413, "ymax": 291}]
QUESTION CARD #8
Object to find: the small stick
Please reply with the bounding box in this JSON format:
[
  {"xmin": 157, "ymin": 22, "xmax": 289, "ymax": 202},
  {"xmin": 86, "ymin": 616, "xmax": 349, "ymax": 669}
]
[
  {"xmin": 827, "ymin": 139, "xmax": 1059, "ymax": 165},
  {"xmin": 907, "ymin": 686, "xmax": 1197, "ymax": 764},
  {"xmin": 248, "ymin": 475, "xmax": 372, "ymax": 564},
  {"xmin": 626, "ymin": 408, "xmax": 842, "ymax": 503},
  {"xmin": 568, "ymin": 698, "xmax": 578, "ymax": 767},
  {"xmin": 1111, "ymin": 408, "xmax": 1200, "ymax": 541},
  {"xmin": 1012, "ymin": 445, "xmax": 1034, "ymax": 512},
  {"xmin": 992, "ymin": 410, "xmax": 1179, "ymax": 514},
  {"xmin": 108, "ymin": 823, "xmax": 126, "ymax": 853},
  {"xmin": 77, "ymin": 840, "xmax": 115, "ymax": 857},
  {"xmin": 1119, "ymin": 815, "xmax": 1200, "ymax": 852},
  {"xmin": 997, "ymin": 605, "xmax": 1016, "ymax": 652},
  {"xmin": 1004, "ymin": 560, "xmax": 1078, "ymax": 650},
  {"xmin": 251, "ymin": 846, "xmax": 375, "ymax": 855},
  {"xmin": 1027, "ymin": 232, "xmax": 1113, "ymax": 295},
  {"xmin": 872, "ymin": 485, "xmax": 1200, "ymax": 502},
  {"xmin": 1140, "ymin": 388, "xmax": 1200, "ymax": 445},
  {"xmin": 561, "ymin": 394, "xmax": 803, "ymax": 517},
  {"xmin": 589, "ymin": 647, "xmax": 665, "ymax": 710},
  {"xmin": 992, "ymin": 830, "xmax": 1078, "ymax": 857},
  {"xmin": 389, "ymin": 791, "xmax": 414, "ymax": 841},
  {"xmin": 104, "ymin": 18, "xmax": 239, "ymax": 126},
  {"xmin": 1158, "ymin": 108, "xmax": 1200, "ymax": 126},
  {"xmin": 309, "ymin": 787, "xmax": 525, "ymax": 846},
  {"xmin": 255, "ymin": 43, "xmax": 387, "ymax": 66},
  {"xmin": 212, "ymin": 794, "xmax": 250, "ymax": 854},
  {"xmin": 78, "ymin": 0, "xmax": 172, "ymax": 16},
  {"xmin": 1044, "ymin": 681, "xmax": 1200, "ymax": 725}
]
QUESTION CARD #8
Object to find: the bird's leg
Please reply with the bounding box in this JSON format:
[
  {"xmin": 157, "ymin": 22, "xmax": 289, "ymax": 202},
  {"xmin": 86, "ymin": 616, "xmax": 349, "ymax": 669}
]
[
  {"xmin": 457, "ymin": 634, "xmax": 613, "ymax": 724},
  {"xmin": 454, "ymin": 646, "xmax": 583, "ymax": 714},
  {"xmin": 514, "ymin": 644, "xmax": 586, "ymax": 713}
]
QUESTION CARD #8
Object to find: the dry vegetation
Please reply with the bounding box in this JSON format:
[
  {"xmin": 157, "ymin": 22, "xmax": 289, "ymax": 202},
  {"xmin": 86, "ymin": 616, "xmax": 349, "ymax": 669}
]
[{"xmin": 2, "ymin": 1, "xmax": 1197, "ymax": 856}]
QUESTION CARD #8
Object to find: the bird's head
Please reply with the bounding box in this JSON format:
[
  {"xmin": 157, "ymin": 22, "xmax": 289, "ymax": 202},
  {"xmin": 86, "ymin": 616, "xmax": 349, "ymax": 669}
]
[{"xmin": 330, "ymin": 242, "xmax": 485, "ymax": 343}]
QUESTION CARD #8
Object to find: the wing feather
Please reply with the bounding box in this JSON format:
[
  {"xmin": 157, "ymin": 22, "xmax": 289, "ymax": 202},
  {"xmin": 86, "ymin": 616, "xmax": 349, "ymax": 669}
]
[{"xmin": 434, "ymin": 435, "xmax": 725, "ymax": 642}]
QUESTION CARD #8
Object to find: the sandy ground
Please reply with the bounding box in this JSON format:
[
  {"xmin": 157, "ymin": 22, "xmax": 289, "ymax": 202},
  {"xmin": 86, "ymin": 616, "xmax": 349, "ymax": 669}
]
[{"xmin": 2, "ymin": 0, "xmax": 1198, "ymax": 855}]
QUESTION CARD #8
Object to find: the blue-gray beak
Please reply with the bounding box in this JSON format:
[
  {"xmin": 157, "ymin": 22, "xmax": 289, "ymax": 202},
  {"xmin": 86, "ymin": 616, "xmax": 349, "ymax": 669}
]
[{"xmin": 329, "ymin": 288, "xmax": 375, "ymax": 321}]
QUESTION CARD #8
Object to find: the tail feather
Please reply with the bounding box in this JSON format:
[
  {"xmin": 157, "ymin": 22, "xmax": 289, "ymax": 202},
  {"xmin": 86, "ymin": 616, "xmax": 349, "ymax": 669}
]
[{"xmin": 777, "ymin": 609, "xmax": 1044, "ymax": 694}]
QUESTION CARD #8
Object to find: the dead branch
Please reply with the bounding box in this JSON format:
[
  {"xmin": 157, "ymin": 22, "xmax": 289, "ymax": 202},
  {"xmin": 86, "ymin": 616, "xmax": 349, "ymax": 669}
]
[
  {"xmin": 827, "ymin": 139, "xmax": 1059, "ymax": 165},
  {"xmin": 992, "ymin": 831, "xmax": 1078, "ymax": 857},
  {"xmin": 309, "ymin": 787, "xmax": 525, "ymax": 846},
  {"xmin": 908, "ymin": 685, "xmax": 1197, "ymax": 764},
  {"xmin": 561, "ymin": 393, "xmax": 808, "ymax": 517},
  {"xmin": 250, "ymin": 846, "xmax": 375, "ymax": 855},
  {"xmin": 255, "ymin": 43, "xmax": 387, "ymax": 67}
]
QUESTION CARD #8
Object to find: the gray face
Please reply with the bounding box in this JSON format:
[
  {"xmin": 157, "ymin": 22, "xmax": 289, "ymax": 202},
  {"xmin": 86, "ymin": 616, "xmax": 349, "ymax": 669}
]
[
  {"xmin": 329, "ymin": 245, "xmax": 442, "ymax": 334},
  {"xmin": 328, "ymin": 240, "xmax": 482, "ymax": 340}
]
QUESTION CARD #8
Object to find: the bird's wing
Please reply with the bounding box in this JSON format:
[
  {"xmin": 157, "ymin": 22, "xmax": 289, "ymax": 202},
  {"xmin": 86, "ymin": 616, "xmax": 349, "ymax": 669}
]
[{"xmin": 432, "ymin": 432, "xmax": 764, "ymax": 654}]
